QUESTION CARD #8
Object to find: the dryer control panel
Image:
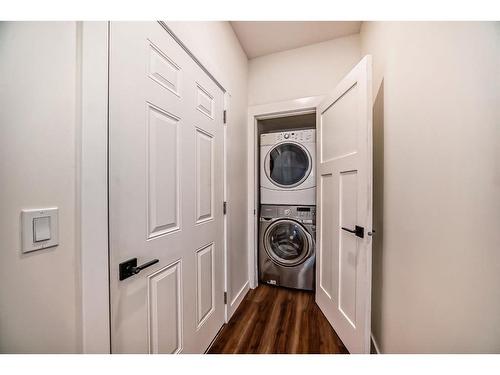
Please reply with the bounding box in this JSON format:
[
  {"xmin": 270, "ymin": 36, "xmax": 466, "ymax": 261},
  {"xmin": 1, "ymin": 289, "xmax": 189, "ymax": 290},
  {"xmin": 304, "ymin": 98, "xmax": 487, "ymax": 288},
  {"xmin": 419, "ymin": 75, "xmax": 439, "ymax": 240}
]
[{"xmin": 260, "ymin": 129, "xmax": 315, "ymax": 145}]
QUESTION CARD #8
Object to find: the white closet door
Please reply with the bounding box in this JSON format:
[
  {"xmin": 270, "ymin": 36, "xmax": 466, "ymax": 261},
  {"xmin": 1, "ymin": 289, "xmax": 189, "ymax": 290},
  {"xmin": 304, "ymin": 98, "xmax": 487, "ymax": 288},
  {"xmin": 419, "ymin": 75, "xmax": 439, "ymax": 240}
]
[
  {"xmin": 316, "ymin": 55, "xmax": 373, "ymax": 354},
  {"xmin": 109, "ymin": 21, "xmax": 225, "ymax": 354}
]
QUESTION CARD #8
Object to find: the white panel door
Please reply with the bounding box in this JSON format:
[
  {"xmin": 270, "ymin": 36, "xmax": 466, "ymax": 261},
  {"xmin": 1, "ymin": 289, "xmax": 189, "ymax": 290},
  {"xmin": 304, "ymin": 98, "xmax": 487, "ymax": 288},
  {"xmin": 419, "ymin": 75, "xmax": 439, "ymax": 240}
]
[
  {"xmin": 316, "ymin": 55, "xmax": 373, "ymax": 354},
  {"xmin": 109, "ymin": 22, "xmax": 225, "ymax": 353}
]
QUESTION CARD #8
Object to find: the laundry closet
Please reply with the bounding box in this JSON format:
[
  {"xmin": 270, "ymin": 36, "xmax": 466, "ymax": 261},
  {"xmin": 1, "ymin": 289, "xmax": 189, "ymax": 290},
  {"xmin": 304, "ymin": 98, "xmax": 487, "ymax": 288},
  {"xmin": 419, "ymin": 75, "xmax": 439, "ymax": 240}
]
[
  {"xmin": 248, "ymin": 54, "xmax": 373, "ymax": 354},
  {"xmin": 256, "ymin": 113, "xmax": 317, "ymax": 291}
]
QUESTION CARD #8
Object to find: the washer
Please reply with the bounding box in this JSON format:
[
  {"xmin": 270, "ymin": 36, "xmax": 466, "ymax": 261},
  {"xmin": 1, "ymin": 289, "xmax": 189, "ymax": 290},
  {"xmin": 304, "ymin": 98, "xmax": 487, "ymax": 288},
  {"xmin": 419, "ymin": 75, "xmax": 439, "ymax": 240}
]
[
  {"xmin": 259, "ymin": 205, "xmax": 316, "ymax": 291},
  {"xmin": 260, "ymin": 129, "xmax": 316, "ymax": 205}
]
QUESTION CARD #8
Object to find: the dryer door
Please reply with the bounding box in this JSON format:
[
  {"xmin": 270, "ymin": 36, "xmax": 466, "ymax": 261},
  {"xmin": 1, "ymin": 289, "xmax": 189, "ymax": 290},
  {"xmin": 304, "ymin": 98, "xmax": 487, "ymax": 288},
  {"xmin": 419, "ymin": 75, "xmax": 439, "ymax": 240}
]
[
  {"xmin": 265, "ymin": 142, "xmax": 312, "ymax": 188},
  {"xmin": 264, "ymin": 219, "xmax": 312, "ymax": 267}
]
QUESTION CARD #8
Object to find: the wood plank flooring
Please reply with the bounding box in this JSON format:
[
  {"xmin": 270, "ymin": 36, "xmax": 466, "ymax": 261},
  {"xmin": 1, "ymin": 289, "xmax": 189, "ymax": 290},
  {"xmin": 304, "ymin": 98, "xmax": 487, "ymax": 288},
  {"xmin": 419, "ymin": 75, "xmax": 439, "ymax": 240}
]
[{"xmin": 207, "ymin": 284, "xmax": 348, "ymax": 354}]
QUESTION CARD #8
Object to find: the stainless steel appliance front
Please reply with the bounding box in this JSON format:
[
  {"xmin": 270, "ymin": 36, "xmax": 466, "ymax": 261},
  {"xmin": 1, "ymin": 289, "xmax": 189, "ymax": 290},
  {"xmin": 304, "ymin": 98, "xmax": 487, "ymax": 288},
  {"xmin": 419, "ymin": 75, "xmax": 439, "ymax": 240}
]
[{"xmin": 259, "ymin": 205, "xmax": 316, "ymax": 291}]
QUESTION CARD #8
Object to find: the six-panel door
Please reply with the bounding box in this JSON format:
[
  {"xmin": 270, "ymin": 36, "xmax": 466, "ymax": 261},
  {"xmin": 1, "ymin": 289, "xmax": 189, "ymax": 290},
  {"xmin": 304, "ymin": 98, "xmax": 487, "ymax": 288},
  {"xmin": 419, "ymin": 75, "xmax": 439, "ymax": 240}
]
[{"xmin": 109, "ymin": 22, "xmax": 225, "ymax": 353}]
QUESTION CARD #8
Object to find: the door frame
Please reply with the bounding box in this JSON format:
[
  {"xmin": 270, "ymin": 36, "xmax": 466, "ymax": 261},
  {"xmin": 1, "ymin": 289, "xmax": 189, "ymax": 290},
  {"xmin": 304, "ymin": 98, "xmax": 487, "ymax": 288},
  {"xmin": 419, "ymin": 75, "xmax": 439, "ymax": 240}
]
[
  {"xmin": 246, "ymin": 96, "xmax": 324, "ymax": 288},
  {"xmin": 80, "ymin": 21, "xmax": 231, "ymax": 353},
  {"xmin": 79, "ymin": 21, "xmax": 110, "ymax": 354}
]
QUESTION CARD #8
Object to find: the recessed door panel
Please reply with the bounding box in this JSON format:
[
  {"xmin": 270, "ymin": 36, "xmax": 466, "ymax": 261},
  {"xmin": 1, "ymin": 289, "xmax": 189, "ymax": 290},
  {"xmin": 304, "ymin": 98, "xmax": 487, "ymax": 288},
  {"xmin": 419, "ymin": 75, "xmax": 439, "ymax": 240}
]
[
  {"xmin": 147, "ymin": 103, "xmax": 180, "ymax": 238},
  {"xmin": 339, "ymin": 170, "xmax": 358, "ymax": 327},
  {"xmin": 196, "ymin": 83, "xmax": 214, "ymax": 119},
  {"xmin": 340, "ymin": 170, "xmax": 358, "ymax": 231},
  {"xmin": 339, "ymin": 231, "xmax": 357, "ymax": 328},
  {"xmin": 320, "ymin": 83, "xmax": 359, "ymax": 163},
  {"xmin": 148, "ymin": 261, "xmax": 182, "ymax": 354},
  {"xmin": 319, "ymin": 173, "xmax": 338, "ymax": 299},
  {"xmin": 196, "ymin": 243, "xmax": 215, "ymax": 327},
  {"xmin": 195, "ymin": 128, "xmax": 214, "ymax": 223},
  {"xmin": 148, "ymin": 40, "xmax": 181, "ymax": 96}
]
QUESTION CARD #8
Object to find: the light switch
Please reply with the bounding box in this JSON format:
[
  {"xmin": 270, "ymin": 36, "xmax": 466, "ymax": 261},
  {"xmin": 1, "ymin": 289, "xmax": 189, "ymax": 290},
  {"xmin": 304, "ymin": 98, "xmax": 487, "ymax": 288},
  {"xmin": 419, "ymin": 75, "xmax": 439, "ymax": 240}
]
[
  {"xmin": 33, "ymin": 216, "xmax": 51, "ymax": 242},
  {"xmin": 21, "ymin": 208, "xmax": 59, "ymax": 253}
]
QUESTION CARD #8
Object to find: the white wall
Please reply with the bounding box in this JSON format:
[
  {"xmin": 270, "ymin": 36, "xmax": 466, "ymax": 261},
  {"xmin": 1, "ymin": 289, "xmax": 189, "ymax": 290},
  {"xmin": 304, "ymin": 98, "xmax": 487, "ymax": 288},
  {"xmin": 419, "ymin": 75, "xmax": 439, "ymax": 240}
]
[
  {"xmin": 0, "ymin": 22, "xmax": 81, "ymax": 353},
  {"xmin": 361, "ymin": 21, "xmax": 500, "ymax": 353},
  {"xmin": 4, "ymin": 20, "xmax": 497, "ymax": 355},
  {"xmin": 0, "ymin": 21, "xmax": 248, "ymax": 354},
  {"xmin": 166, "ymin": 22, "xmax": 250, "ymax": 312},
  {"xmin": 248, "ymin": 34, "xmax": 361, "ymax": 105}
]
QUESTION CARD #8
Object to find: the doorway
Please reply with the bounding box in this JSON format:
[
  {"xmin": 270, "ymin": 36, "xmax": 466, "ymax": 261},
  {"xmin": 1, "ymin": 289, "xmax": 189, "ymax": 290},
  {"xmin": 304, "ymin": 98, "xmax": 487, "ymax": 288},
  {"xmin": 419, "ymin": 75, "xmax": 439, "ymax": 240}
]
[
  {"xmin": 246, "ymin": 55, "xmax": 373, "ymax": 354},
  {"xmin": 246, "ymin": 97, "xmax": 324, "ymax": 289}
]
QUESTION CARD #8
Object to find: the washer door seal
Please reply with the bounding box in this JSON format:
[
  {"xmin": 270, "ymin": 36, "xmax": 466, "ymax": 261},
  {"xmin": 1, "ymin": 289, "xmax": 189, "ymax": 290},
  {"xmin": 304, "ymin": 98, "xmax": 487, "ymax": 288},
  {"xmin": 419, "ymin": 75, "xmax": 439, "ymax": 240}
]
[{"xmin": 264, "ymin": 219, "xmax": 312, "ymax": 267}]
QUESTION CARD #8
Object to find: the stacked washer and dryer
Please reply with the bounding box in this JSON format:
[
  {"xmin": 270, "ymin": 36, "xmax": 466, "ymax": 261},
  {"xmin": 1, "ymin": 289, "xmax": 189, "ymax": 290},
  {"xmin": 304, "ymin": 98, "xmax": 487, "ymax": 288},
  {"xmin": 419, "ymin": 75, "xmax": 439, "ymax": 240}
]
[{"xmin": 259, "ymin": 129, "xmax": 316, "ymax": 291}]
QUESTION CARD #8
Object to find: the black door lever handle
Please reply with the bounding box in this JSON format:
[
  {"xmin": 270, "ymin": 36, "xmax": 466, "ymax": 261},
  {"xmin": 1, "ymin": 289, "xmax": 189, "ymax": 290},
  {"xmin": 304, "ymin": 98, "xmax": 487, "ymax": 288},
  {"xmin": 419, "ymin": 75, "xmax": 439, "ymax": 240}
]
[
  {"xmin": 131, "ymin": 259, "xmax": 159, "ymax": 274},
  {"xmin": 119, "ymin": 258, "xmax": 159, "ymax": 281},
  {"xmin": 341, "ymin": 225, "xmax": 364, "ymax": 239},
  {"xmin": 341, "ymin": 226, "xmax": 356, "ymax": 233}
]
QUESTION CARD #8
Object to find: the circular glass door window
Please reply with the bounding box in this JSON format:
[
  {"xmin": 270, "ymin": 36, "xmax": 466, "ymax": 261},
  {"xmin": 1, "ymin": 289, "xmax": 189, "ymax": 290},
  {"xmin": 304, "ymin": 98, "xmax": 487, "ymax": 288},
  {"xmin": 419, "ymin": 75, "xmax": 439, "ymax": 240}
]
[
  {"xmin": 267, "ymin": 143, "xmax": 311, "ymax": 187},
  {"xmin": 264, "ymin": 220, "xmax": 311, "ymax": 267}
]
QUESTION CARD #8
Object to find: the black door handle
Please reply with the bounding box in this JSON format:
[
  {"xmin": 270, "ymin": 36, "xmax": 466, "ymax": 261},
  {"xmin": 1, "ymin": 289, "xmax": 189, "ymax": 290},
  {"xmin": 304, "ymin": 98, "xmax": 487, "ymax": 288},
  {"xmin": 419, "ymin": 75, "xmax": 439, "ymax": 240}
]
[
  {"xmin": 119, "ymin": 257, "xmax": 159, "ymax": 281},
  {"xmin": 341, "ymin": 225, "xmax": 364, "ymax": 239}
]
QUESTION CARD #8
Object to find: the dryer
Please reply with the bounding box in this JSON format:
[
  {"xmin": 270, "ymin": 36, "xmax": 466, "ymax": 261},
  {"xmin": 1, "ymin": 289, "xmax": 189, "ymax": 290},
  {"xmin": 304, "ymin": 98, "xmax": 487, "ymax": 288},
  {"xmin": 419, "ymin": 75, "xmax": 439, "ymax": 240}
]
[
  {"xmin": 260, "ymin": 129, "xmax": 316, "ymax": 205},
  {"xmin": 259, "ymin": 204, "xmax": 316, "ymax": 291}
]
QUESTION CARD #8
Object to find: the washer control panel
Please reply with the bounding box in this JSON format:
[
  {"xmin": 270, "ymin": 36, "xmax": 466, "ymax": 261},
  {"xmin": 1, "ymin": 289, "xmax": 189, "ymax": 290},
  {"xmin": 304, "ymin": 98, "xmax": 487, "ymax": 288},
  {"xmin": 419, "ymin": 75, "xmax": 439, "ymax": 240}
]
[{"xmin": 261, "ymin": 205, "xmax": 316, "ymax": 222}]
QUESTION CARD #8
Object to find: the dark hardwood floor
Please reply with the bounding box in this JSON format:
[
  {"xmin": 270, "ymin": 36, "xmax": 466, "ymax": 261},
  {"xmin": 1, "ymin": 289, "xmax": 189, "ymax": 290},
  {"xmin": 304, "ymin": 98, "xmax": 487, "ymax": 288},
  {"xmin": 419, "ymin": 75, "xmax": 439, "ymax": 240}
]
[{"xmin": 207, "ymin": 284, "xmax": 348, "ymax": 354}]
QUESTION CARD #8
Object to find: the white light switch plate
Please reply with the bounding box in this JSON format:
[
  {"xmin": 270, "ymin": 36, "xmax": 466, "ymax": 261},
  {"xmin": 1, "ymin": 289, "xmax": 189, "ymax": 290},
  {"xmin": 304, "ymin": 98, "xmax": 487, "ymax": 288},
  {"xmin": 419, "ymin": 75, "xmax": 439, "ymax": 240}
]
[{"xmin": 21, "ymin": 208, "xmax": 59, "ymax": 253}]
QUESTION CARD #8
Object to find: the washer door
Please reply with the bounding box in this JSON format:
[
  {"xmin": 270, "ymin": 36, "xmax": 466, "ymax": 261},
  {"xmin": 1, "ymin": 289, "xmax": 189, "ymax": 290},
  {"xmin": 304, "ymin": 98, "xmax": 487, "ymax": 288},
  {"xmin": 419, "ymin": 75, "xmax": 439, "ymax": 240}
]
[
  {"xmin": 264, "ymin": 219, "xmax": 312, "ymax": 267},
  {"xmin": 265, "ymin": 142, "xmax": 312, "ymax": 188}
]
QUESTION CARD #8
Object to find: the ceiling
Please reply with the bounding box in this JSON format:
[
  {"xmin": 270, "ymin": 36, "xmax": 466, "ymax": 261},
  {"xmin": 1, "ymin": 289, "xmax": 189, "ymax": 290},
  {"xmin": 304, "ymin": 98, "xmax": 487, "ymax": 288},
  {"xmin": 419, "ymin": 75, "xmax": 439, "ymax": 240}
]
[{"xmin": 230, "ymin": 21, "xmax": 362, "ymax": 59}]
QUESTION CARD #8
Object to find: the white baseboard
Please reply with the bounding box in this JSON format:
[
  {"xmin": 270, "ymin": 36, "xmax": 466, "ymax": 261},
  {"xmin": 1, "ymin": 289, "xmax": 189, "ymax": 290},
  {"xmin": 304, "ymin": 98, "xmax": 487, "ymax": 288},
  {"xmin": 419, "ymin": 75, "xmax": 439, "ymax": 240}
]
[
  {"xmin": 227, "ymin": 280, "xmax": 250, "ymax": 321},
  {"xmin": 371, "ymin": 332, "xmax": 381, "ymax": 354}
]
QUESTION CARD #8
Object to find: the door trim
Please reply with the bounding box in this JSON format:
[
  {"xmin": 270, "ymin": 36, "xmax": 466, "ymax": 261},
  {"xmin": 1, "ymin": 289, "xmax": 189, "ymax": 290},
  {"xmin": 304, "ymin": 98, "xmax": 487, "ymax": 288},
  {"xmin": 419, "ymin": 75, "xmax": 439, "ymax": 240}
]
[
  {"xmin": 246, "ymin": 96, "xmax": 324, "ymax": 288},
  {"xmin": 223, "ymin": 92, "xmax": 229, "ymax": 322},
  {"xmin": 157, "ymin": 21, "xmax": 226, "ymax": 93},
  {"xmin": 79, "ymin": 21, "xmax": 111, "ymax": 354},
  {"xmin": 80, "ymin": 21, "xmax": 231, "ymax": 353}
]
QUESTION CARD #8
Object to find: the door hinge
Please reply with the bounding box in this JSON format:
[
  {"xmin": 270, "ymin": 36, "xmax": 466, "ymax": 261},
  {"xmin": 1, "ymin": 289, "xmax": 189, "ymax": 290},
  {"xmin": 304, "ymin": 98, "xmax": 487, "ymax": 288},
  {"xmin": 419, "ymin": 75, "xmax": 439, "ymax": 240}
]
[
  {"xmin": 223, "ymin": 201, "xmax": 227, "ymax": 215},
  {"xmin": 223, "ymin": 110, "xmax": 227, "ymax": 124},
  {"xmin": 224, "ymin": 291, "xmax": 227, "ymax": 304}
]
